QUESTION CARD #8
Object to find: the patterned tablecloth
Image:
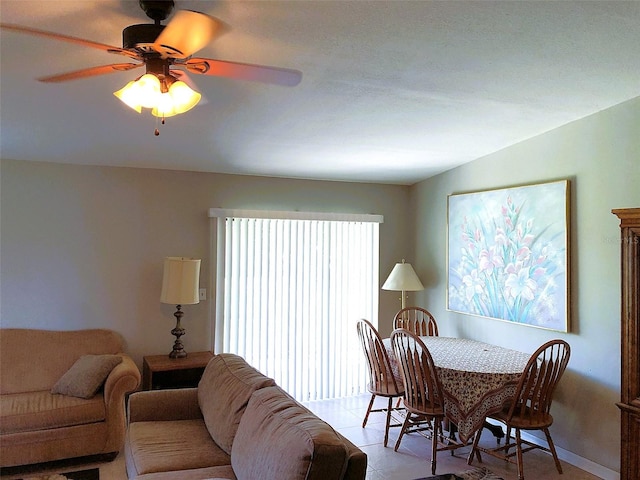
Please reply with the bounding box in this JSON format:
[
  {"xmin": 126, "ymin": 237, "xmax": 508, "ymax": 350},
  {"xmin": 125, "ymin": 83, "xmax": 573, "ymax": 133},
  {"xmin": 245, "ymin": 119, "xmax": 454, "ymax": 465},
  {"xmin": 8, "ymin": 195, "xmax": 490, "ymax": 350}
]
[{"xmin": 384, "ymin": 336, "xmax": 531, "ymax": 442}]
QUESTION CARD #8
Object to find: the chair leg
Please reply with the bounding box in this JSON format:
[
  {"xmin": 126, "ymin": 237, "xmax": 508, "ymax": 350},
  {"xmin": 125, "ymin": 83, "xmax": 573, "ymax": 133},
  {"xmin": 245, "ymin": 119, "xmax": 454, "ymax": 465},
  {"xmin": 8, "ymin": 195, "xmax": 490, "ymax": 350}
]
[
  {"xmin": 394, "ymin": 412, "xmax": 412, "ymax": 451},
  {"xmin": 515, "ymin": 428, "xmax": 524, "ymax": 480},
  {"xmin": 430, "ymin": 418, "xmax": 439, "ymax": 474},
  {"xmin": 467, "ymin": 426, "xmax": 483, "ymax": 465},
  {"xmin": 362, "ymin": 394, "xmax": 375, "ymax": 428},
  {"xmin": 383, "ymin": 397, "xmax": 393, "ymax": 447},
  {"xmin": 543, "ymin": 427, "xmax": 563, "ymax": 474}
]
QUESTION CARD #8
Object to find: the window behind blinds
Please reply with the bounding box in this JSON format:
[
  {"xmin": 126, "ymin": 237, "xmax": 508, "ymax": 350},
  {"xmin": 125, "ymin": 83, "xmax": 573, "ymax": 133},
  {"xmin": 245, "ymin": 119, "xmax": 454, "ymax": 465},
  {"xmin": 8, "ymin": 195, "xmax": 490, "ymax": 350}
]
[{"xmin": 210, "ymin": 209, "xmax": 381, "ymax": 401}]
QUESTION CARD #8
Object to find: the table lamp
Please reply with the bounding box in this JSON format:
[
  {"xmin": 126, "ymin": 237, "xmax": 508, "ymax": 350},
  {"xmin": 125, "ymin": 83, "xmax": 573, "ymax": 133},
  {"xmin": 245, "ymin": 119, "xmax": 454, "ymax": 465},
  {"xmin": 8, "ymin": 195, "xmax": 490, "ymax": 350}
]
[
  {"xmin": 160, "ymin": 256, "xmax": 201, "ymax": 358},
  {"xmin": 382, "ymin": 259, "xmax": 424, "ymax": 310}
]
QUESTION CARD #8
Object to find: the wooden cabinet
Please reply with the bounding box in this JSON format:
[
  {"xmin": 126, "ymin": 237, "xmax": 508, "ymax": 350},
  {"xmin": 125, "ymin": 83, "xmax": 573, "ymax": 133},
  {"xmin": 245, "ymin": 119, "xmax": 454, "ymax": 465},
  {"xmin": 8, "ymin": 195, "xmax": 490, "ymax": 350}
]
[
  {"xmin": 613, "ymin": 208, "xmax": 640, "ymax": 480},
  {"xmin": 142, "ymin": 351, "xmax": 213, "ymax": 390}
]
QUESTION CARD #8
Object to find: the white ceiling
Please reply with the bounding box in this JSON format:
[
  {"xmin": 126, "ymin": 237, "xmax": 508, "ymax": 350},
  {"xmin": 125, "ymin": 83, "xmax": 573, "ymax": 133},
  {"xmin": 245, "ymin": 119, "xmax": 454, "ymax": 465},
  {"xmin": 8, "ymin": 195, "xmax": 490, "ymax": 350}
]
[{"xmin": 1, "ymin": 0, "xmax": 639, "ymax": 185}]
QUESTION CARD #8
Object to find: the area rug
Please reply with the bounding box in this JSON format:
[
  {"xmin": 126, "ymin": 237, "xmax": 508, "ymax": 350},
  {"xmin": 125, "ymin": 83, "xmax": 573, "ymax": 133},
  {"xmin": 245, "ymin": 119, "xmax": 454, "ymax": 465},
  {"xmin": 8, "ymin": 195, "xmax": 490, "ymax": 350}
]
[
  {"xmin": 20, "ymin": 468, "xmax": 99, "ymax": 480},
  {"xmin": 414, "ymin": 466, "xmax": 504, "ymax": 480}
]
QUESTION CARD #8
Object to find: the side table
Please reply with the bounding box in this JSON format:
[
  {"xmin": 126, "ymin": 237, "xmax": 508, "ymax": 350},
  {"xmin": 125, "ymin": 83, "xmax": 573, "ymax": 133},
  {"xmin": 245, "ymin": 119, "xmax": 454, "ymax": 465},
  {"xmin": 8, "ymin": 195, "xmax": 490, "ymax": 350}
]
[{"xmin": 142, "ymin": 351, "xmax": 214, "ymax": 390}]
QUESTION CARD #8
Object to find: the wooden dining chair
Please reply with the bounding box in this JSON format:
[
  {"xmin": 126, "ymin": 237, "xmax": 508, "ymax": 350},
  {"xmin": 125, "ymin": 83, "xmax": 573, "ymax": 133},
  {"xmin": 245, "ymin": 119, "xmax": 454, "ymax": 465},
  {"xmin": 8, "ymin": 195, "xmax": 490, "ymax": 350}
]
[
  {"xmin": 393, "ymin": 307, "xmax": 439, "ymax": 336},
  {"xmin": 390, "ymin": 328, "xmax": 466, "ymax": 475},
  {"xmin": 467, "ymin": 339, "xmax": 571, "ymax": 480},
  {"xmin": 356, "ymin": 319, "xmax": 405, "ymax": 447}
]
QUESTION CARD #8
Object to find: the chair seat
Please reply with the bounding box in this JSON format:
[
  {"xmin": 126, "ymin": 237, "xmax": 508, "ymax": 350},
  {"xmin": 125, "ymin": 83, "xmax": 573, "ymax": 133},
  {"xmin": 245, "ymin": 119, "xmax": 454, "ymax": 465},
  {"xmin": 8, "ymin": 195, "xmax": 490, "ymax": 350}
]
[
  {"xmin": 405, "ymin": 403, "xmax": 443, "ymax": 418},
  {"xmin": 491, "ymin": 407, "xmax": 554, "ymax": 430},
  {"xmin": 367, "ymin": 379, "xmax": 404, "ymax": 397}
]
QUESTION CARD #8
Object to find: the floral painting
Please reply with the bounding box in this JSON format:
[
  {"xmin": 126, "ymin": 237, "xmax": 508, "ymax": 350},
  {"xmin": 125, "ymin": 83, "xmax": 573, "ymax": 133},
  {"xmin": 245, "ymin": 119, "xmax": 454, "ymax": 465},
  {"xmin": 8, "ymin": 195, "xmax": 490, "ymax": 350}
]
[{"xmin": 447, "ymin": 181, "xmax": 569, "ymax": 331}]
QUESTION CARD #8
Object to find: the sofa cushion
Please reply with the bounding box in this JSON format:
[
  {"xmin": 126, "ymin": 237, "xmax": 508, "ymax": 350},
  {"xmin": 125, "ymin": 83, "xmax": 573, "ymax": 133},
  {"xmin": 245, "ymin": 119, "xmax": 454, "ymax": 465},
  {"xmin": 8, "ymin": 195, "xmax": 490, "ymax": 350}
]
[
  {"xmin": 197, "ymin": 354, "xmax": 275, "ymax": 455},
  {"xmin": 0, "ymin": 329, "xmax": 124, "ymax": 395},
  {"xmin": 0, "ymin": 390, "xmax": 105, "ymax": 434},
  {"xmin": 231, "ymin": 386, "xmax": 348, "ymax": 480},
  {"xmin": 135, "ymin": 466, "xmax": 236, "ymax": 480},
  {"xmin": 51, "ymin": 354, "xmax": 123, "ymax": 399},
  {"xmin": 126, "ymin": 419, "xmax": 230, "ymax": 476}
]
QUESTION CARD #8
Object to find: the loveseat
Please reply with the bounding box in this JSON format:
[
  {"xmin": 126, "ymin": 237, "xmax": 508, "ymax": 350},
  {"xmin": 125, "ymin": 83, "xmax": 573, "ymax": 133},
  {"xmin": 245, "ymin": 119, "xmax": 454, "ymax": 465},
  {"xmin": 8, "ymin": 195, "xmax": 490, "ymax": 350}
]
[
  {"xmin": 125, "ymin": 353, "xmax": 367, "ymax": 480},
  {"xmin": 0, "ymin": 328, "xmax": 141, "ymax": 468}
]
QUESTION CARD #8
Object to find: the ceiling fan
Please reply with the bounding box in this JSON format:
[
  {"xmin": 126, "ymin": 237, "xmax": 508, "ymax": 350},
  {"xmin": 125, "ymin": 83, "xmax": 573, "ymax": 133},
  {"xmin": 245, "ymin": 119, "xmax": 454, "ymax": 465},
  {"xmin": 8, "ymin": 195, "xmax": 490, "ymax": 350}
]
[{"xmin": 1, "ymin": 0, "xmax": 302, "ymax": 130}]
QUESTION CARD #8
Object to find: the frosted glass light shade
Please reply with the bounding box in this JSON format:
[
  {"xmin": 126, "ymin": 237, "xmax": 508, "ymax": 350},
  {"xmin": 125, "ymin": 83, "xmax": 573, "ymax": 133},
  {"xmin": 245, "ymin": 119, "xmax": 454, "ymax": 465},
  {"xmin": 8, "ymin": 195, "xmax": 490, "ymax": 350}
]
[
  {"xmin": 160, "ymin": 257, "xmax": 201, "ymax": 305},
  {"xmin": 152, "ymin": 81, "xmax": 201, "ymax": 118},
  {"xmin": 114, "ymin": 75, "xmax": 201, "ymax": 118},
  {"xmin": 382, "ymin": 260, "xmax": 424, "ymax": 292},
  {"xmin": 136, "ymin": 74, "xmax": 162, "ymax": 108},
  {"xmin": 113, "ymin": 80, "xmax": 142, "ymax": 113}
]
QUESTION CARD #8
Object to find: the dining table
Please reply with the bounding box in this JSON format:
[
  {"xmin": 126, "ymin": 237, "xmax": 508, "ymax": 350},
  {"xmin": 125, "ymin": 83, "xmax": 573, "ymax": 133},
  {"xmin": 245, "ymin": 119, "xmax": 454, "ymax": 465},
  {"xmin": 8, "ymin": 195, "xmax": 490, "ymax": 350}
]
[{"xmin": 383, "ymin": 336, "xmax": 531, "ymax": 443}]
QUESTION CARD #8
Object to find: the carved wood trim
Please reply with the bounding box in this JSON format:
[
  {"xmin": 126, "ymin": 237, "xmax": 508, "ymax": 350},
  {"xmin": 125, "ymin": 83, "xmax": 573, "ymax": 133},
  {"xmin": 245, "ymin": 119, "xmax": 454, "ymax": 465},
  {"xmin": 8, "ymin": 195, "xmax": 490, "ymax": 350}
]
[{"xmin": 612, "ymin": 207, "xmax": 640, "ymax": 480}]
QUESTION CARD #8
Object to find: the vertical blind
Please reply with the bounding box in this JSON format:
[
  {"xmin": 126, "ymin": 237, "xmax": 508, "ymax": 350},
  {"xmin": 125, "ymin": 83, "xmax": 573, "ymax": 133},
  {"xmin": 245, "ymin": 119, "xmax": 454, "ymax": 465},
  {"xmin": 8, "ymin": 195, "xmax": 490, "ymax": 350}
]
[{"xmin": 210, "ymin": 210, "xmax": 381, "ymax": 402}]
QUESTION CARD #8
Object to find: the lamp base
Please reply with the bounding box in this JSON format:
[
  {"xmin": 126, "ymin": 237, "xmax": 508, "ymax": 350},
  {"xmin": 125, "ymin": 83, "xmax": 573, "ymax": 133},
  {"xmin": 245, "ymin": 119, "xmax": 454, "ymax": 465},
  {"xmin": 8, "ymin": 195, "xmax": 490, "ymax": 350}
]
[
  {"xmin": 169, "ymin": 305, "xmax": 187, "ymax": 358},
  {"xmin": 169, "ymin": 339, "xmax": 187, "ymax": 358}
]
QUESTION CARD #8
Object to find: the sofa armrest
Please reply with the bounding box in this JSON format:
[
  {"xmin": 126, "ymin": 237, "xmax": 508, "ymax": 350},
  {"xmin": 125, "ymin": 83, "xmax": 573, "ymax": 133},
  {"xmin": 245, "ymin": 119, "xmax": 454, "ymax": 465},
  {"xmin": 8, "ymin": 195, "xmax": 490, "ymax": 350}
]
[
  {"xmin": 104, "ymin": 354, "xmax": 141, "ymax": 406},
  {"xmin": 127, "ymin": 388, "xmax": 202, "ymax": 423},
  {"xmin": 102, "ymin": 353, "xmax": 142, "ymax": 452},
  {"xmin": 337, "ymin": 432, "xmax": 367, "ymax": 480}
]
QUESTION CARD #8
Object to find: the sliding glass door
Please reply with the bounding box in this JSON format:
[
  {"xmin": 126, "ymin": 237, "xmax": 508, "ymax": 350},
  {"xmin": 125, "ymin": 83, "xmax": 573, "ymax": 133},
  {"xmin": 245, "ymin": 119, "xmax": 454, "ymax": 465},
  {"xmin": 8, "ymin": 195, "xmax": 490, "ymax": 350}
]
[{"xmin": 210, "ymin": 209, "xmax": 381, "ymax": 401}]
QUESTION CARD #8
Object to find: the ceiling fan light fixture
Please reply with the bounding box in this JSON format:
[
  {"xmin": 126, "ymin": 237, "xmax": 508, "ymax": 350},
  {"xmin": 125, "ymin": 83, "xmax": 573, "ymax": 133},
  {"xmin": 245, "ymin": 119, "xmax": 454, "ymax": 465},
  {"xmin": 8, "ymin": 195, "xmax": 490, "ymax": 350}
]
[
  {"xmin": 136, "ymin": 73, "xmax": 162, "ymax": 108},
  {"xmin": 152, "ymin": 92, "xmax": 177, "ymax": 118},
  {"xmin": 169, "ymin": 80, "xmax": 201, "ymax": 112},
  {"xmin": 151, "ymin": 78, "xmax": 201, "ymax": 118},
  {"xmin": 113, "ymin": 80, "xmax": 143, "ymax": 113},
  {"xmin": 113, "ymin": 73, "xmax": 161, "ymax": 112},
  {"xmin": 114, "ymin": 73, "xmax": 200, "ymax": 118}
]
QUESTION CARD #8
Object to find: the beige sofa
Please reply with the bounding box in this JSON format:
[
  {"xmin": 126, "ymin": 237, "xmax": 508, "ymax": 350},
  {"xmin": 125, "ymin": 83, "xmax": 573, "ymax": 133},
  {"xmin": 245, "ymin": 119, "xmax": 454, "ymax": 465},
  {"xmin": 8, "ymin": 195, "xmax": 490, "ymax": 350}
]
[
  {"xmin": 0, "ymin": 328, "xmax": 141, "ymax": 468},
  {"xmin": 125, "ymin": 353, "xmax": 367, "ymax": 480}
]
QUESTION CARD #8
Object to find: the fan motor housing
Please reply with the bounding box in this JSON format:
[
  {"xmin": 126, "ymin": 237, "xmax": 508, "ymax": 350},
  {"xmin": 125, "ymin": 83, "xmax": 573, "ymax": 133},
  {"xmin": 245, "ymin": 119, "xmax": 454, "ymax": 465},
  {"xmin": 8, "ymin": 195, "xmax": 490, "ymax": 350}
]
[{"xmin": 123, "ymin": 24, "xmax": 165, "ymax": 52}]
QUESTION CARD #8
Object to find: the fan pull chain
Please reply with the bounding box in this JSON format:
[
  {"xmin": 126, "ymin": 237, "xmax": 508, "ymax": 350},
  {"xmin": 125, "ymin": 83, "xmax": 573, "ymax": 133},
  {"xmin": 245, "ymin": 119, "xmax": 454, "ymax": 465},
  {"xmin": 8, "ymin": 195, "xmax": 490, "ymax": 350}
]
[
  {"xmin": 154, "ymin": 114, "xmax": 160, "ymax": 136},
  {"xmin": 153, "ymin": 115, "xmax": 167, "ymax": 136}
]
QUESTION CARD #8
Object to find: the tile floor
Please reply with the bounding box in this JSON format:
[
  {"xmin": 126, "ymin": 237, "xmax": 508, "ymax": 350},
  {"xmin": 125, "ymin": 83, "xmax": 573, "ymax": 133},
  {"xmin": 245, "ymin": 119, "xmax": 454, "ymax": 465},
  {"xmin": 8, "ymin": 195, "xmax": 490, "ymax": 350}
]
[
  {"xmin": 304, "ymin": 394, "xmax": 603, "ymax": 480},
  {"xmin": 1, "ymin": 394, "xmax": 604, "ymax": 480}
]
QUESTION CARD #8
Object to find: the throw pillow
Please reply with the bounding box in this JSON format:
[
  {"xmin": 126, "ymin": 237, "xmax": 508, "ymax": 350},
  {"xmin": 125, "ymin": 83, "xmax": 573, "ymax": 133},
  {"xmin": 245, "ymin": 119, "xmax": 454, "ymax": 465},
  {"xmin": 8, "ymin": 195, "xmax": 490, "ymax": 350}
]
[{"xmin": 52, "ymin": 354, "xmax": 122, "ymax": 399}]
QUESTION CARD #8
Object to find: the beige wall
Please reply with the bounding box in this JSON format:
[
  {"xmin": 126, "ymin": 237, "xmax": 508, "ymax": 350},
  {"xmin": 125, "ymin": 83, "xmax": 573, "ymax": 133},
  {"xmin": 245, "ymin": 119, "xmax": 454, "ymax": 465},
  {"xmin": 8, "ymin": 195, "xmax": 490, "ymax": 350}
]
[
  {"xmin": 0, "ymin": 161, "xmax": 410, "ymax": 367},
  {"xmin": 408, "ymin": 96, "xmax": 640, "ymax": 472}
]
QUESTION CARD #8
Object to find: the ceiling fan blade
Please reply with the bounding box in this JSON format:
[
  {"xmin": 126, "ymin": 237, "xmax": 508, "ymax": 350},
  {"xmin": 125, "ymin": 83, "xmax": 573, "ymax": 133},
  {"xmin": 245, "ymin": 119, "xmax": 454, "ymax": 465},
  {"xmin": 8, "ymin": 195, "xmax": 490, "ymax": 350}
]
[
  {"xmin": 0, "ymin": 23, "xmax": 140, "ymax": 60},
  {"xmin": 38, "ymin": 63, "xmax": 143, "ymax": 83},
  {"xmin": 153, "ymin": 10, "xmax": 226, "ymax": 59},
  {"xmin": 183, "ymin": 58, "xmax": 302, "ymax": 87}
]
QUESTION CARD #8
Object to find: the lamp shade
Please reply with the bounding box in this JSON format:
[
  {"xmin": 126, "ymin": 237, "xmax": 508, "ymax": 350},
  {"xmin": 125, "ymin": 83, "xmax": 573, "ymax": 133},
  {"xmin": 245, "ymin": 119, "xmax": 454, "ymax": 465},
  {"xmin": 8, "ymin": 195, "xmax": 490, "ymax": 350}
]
[
  {"xmin": 382, "ymin": 260, "xmax": 424, "ymax": 292},
  {"xmin": 160, "ymin": 257, "xmax": 201, "ymax": 305}
]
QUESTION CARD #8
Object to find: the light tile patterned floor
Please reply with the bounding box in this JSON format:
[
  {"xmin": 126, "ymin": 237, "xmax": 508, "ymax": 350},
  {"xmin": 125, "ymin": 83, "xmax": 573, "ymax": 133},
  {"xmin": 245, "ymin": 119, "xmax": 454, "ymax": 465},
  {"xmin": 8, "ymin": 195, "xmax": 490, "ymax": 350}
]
[
  {"xmin": 303, "ymin": 394, "xmax": 604, "ymax": 480},
  {"xmin": 2, "ymin": 394, "xmax": 603, "ymax": 480}
]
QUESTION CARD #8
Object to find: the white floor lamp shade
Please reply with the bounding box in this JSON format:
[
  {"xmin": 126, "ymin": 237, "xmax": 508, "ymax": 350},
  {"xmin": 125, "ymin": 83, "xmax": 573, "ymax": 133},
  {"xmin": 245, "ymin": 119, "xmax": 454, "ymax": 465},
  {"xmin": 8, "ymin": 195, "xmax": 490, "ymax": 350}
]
[
  {"xmin": 382, "ymin": 259, "xmax": 424, "ymax": 310},
  {"xmin": 161, "ymin": 257, "xmax": 201, "ymax": 358}
]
